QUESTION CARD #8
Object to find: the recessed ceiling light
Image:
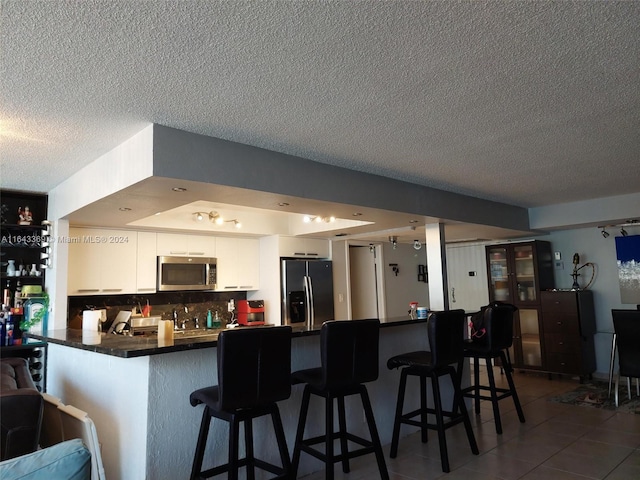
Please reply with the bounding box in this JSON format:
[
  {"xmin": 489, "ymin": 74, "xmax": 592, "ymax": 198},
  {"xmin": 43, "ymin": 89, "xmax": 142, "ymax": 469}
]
[
  {"xmin": 278, "ymin": 202, "xmax": 290, "ymax": 207},
  {"xmin": 352, "ymin": 212, "xmax": 363, "ymax": 217},
  {"xmin": 172, "ymin": 187, "xmax": 187, "ymax": 192},
  {"xmin": 119, "ymin": 207, "xmax": 131, "ymax": 212}
]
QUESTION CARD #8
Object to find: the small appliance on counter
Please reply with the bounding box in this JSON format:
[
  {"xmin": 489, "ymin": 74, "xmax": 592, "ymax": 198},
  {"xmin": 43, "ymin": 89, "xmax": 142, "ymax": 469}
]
[
  {"xmin": 129, "ymin": 316, "xmax": 161, "ymax": 335},
  {"xmin": 236, "ymin": 300, "xmax": 265, "ymax": 326}
]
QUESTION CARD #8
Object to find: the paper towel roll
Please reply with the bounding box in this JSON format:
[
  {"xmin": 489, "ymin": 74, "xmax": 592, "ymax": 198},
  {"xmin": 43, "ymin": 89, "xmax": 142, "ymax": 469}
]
[
  {"xmin": 82, "ymin": 330, "xmax": 102, "ymax": 345},
  {"xmin": 82, "ymin": 310, "xmax": 101, "ymax": 331}
]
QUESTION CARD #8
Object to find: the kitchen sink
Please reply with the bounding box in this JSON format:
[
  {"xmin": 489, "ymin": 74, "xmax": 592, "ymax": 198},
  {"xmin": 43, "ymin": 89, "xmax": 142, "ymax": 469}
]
[{"xmin": 173, "ymin": 329, "xmax": 220, "ymax": 339}]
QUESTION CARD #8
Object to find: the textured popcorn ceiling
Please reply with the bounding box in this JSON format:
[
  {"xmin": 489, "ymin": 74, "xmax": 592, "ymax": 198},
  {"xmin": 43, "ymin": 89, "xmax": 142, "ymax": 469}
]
[{"xmin": 1, "ymin": 0, "xmax": 639, "ymax": 210}]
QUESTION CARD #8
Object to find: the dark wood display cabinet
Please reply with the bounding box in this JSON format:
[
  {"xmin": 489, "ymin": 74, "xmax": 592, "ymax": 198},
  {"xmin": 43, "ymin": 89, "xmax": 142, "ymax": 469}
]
[
  {"xmin": 540, "ymin": 290, "xmax": 596, "ymax": 382},
  {"xmin": 485, "ymin": 240, "xmax": 554, "ymax": 371},
  {"xmin": 1, "ymin": 190, "xmax": 48, "ymax": 390}
]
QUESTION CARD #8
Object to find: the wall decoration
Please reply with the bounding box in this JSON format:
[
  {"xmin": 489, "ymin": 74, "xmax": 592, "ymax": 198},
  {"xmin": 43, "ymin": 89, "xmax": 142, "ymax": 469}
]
[{"xmin": 615, "ymin": 234, "xmax": 640, "ymax": 304}]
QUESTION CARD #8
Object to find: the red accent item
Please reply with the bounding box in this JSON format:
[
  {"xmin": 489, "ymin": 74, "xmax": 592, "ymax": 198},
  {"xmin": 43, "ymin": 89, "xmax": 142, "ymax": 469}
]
[{"xmin": 236, "ymin": 300, "xmax": 265, "ymax": 325}]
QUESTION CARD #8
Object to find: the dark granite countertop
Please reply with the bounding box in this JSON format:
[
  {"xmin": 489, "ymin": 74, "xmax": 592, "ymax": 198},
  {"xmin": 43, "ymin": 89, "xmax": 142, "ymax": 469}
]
[{"xmin": 27, "ymin": 316, "xmax": 427, "ymax": 358}]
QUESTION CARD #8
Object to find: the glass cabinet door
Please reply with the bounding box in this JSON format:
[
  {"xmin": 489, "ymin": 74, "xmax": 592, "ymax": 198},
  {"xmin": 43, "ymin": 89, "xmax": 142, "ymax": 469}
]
[
  {"xmin": 487, "ymin": 246, "xmax": 510, "ymax": 302},
  {"xmin": 513, "ymin": 244, "xmax": 536, "ymax": 302},
  {"xmin": 516, "ymin": 308, "xmax": 542, "ymax": 368}
]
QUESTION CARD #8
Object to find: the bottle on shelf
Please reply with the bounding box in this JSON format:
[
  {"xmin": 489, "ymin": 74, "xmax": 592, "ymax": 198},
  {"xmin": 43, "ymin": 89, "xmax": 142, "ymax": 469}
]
[
  {"xmin": 2, "ymin": 280, "xmax": 11, "ymax": 309},
  {"xmin": 6, "ymin": 260, "xmax": 16, "ymax": 277},
  {"xmin": 14, "ymin": 281, "xmax": 22, "ymax": 308}
]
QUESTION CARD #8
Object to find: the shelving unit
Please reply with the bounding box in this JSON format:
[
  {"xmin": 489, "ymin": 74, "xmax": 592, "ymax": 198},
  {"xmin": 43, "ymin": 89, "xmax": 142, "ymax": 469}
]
[
  {"xmin": 1, "ymin": 190, "xmax": 48, "ymax": 389},
  {"xmin": 1, "ymin": 191, "xmax": 48, "ymax": 294},
  {"xmin": 485, "ymin": 240, "xmax": 554, "ymax": 371}
]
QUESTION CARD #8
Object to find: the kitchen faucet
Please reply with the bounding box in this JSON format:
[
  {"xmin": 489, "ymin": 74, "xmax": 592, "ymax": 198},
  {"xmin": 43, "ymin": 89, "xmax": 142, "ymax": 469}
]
[{"xmin": 172, "ymin": 305, "xmax": 189, "ymax": 330}]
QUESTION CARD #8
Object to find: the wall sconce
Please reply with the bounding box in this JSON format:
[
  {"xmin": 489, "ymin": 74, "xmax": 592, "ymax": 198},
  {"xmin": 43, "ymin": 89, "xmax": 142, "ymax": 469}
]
[
  {"xmin": 303, "ymin": 215, "xmax": 336, "ymax": 223},
  {"xmin": 389, "ymin": 236, "xmax": 397, "ymax": 250},
  {"xmin": 389, "ymin": 263, "xmax": 399, "ymax": 276}
]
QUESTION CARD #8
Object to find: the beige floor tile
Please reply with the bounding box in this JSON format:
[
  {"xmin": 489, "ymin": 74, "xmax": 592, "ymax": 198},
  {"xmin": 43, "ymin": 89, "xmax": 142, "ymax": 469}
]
[{"xmin": 299, "ymin": 366, "xmax": 640, "ymax": 480}]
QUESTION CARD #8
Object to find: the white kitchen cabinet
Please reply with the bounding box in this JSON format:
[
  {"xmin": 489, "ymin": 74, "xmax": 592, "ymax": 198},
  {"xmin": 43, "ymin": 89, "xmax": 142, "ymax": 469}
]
[
  {"xmin": 156, "ymin": 233, "xmax": 216, "ymax": 257},
  {"xmin": 215, "ymin": 237, "xmax": 260, "ymax": 291},
  {"xmin": 136, "ymin": 232, "xmax": 157, "ymax": 293},
  {"xmin": 279, "ymin": 236, "xmax": 330, "ymax": 258},
  {"xmin": 68, "ymin": 228, "xmax": 137, "ymax": 295}
]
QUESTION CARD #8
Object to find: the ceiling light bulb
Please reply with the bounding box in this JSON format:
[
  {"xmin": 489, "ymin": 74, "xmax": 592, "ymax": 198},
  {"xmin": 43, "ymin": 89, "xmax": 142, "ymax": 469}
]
[
  {"xmin": 234, "ymin": 220, "xmax": 242, "ymax": 229},
  {"xmin": 328, "ymin": 216, "xmax": 336, "ymax": 223},
  {"xmin": 215, "ymin": 216, "xmax": 224, "ymax": 225},
  {"xmin": 303, "ymin": 215, "xmax": 312, "ymax": 223},
  {"xmin": 315, "ymin": 216, "xmax": 323, "ymax": 223},
  {"xmin": 195, "ymin": 213, "xmax": 204, "ymax": 221}
]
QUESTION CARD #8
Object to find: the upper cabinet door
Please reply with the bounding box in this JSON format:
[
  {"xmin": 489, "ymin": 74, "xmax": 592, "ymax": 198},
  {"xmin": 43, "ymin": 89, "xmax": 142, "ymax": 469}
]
[
  {"xmin": 279, "ymin": 236, "xmax": 330, "ymax": 258},
  {"xmin": 136, "ymin": 232, "xmax": 157, "ymax": 293},
  {"xmin": 156, "ymin": 233, "xmax": 215, "ymax": 257},
  {"xmin": 487, "ymin": 245, "xmax": 510, "ymax": 303},
  {"xmin": 485, "ymin": 240, "xmax": 553, "ymax": 306},
  {"xmin": 68, "ymin": 228, "xmax": 137, "ymax": 295},
  {"xmin": 215, "ymin": 237, "xmax": 260, "ymax": 291}
]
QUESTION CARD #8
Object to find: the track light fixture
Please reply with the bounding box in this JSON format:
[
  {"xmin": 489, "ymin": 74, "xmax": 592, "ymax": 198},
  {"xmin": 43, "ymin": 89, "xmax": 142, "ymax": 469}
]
[
  {"xmin": 303, "ymin": 215, "xmax": 336, "ymax": 224},
  {"xmin": 226, "ymin": 219, "xmax": 242, "ymax": 229},
  {"xmin": 597, "ymin": 219, "xmax": 638, "ymax": 238},
  {"xmin": 193, "ymin": 211, "xmax": 238, "ymax": 227},
  {"xmin": 389, "ymin": 236, "xmax": 398, "ymax": 250}
]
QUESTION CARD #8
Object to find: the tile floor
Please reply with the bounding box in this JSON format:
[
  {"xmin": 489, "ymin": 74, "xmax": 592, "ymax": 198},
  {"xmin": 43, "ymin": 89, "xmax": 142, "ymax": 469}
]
[{"xmin": 303, "ymin": 366, "xmax": 640, "ymax": 480}]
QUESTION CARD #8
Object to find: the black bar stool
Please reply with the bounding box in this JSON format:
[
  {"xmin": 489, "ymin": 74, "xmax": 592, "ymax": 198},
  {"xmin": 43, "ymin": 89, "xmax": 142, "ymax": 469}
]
[
  {"xmin": 387, "ymin": 309, "xmax": 479, "ymax": 473},
  {"xmin": 189, "ymin": 326, "xmax": 292, "ymax": 480},
  {"xmin": 291, "ymin": 319, "xmax": 389, "ymax": 480},
  {"xmin": 461, "ymin": 302, "xmax": 525, "ymax": 434}
]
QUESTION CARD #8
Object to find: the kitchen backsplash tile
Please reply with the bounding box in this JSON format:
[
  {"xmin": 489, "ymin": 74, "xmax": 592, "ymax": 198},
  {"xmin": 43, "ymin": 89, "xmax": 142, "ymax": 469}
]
[{"xmin": 68, "ymin": 291, "xmax": 246, "ymax": 330}]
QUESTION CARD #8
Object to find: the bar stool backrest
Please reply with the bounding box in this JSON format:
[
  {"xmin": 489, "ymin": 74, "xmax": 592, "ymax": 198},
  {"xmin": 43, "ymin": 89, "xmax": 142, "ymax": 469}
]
[
  {"xmin": 320, "ymin": 319, "xmax": 380, "ymax": 389},
  {"xmin": 217, "ymin": 326, "xmax": 292, "ymax": 410},
  {"xmin": 427, "ymin": 310, "xmax": 466, "ymax": 367},
  {"xmin": 483, "ymin": 303, "xmax": 518, "ymax": 351},
  {"xmin": 612, "ymin": 309, "xmax": 640, "ymax": 379}
]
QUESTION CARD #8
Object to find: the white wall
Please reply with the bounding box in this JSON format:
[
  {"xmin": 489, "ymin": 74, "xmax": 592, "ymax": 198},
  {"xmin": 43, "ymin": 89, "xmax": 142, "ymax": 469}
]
[
  {"xmin": 382, "ymin": 243, "xmax": 429, "ymax": 317},
  {"xmin": 544, "ymin": 224, "xmax": 640, "ymax": 376},
  {"xmin": 447, "ymin": 223, "xmax": 640, "ymax": 378}
]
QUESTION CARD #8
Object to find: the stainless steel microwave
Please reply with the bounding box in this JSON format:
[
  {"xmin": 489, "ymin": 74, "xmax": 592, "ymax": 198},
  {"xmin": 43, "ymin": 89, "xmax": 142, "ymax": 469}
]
[{"xmin": 157, "ymin": 256, "xmax": 217, "ymax": 291}]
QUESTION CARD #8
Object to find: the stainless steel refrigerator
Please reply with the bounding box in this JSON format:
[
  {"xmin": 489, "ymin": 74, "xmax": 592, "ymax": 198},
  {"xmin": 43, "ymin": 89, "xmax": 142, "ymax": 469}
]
[{"xmin": 281, "ymin": 258, "xmax": 334, "ymax": 329}]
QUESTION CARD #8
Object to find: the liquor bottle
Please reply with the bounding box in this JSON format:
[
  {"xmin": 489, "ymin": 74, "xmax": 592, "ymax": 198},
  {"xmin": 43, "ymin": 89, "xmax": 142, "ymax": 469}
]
[
  {"xmin": 2, "ymin": 280, "xmax": 11, "ymax": 309},
  {"xmin": 14, "ymin": 281, "xmax": 22, "ymax": 308}
]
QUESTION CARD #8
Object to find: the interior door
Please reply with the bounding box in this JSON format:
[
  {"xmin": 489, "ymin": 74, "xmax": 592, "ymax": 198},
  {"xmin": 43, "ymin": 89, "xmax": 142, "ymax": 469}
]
[
  {"xmin": 349, "ymin": 245, "xmax": 379, "ymax": 319},
  {"xmin": 446, "ymin": 244, "xmax": 489, "ymax": 312}
]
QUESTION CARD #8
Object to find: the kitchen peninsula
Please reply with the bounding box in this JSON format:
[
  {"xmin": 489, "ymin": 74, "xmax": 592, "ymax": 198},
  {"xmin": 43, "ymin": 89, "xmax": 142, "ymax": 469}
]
[{"xmin": 30, "ymin": 317, "xmax": 445, "ymax": 480}]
